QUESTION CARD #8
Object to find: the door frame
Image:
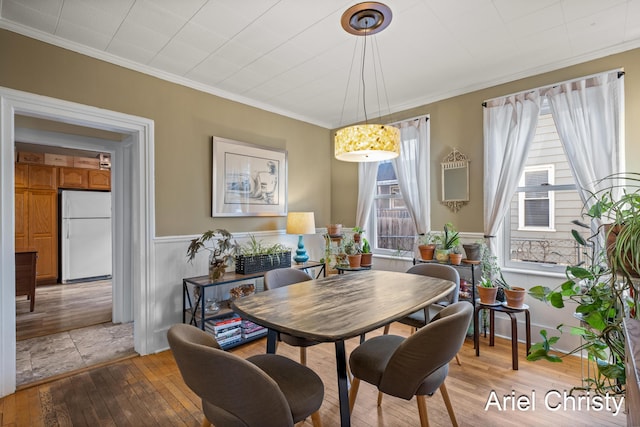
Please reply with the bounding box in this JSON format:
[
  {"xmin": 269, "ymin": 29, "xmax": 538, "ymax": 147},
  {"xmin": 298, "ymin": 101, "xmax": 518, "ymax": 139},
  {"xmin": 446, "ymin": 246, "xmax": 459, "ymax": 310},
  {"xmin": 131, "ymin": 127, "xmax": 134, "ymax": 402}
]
[{"xmin": 0, "ymin": 86, "xmax": 155, "ymax": 397}]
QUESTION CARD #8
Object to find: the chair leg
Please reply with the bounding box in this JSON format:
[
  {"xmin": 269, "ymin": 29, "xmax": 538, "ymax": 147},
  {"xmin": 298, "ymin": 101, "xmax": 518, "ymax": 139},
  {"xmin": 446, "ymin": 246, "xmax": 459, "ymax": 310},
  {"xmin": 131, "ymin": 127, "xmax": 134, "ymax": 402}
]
[
  {"xmin": 348, "ymin": 377, "xmax": 360, "ymax": 412},
  {"xmin": 201, "ymin": 416, "xmax": 212, "ymax": 427},
  {"xmin": 439, "ymin": 382, "xmax": 458, "ymax": 427},
  {"xmin": 455, "ymin": 353, "xmax": 461, "ymax": 366},
  {"xmin": 310, "ymin": 410, "xmax": 323, "ymax": 427},
  {"xmin": 300, "ymin": 347, "xmax": 307, "ymax": 366},
  {"xmin": 383, "ymin": 324, "xmax": 390, "ymax": 335},
  {"xmin": 377, "ymin": 391, "xmax": 383, "ymax": 406},
  {"xmin": 416, "ymin": 395, "xmax": 429, "ymax": 427}
]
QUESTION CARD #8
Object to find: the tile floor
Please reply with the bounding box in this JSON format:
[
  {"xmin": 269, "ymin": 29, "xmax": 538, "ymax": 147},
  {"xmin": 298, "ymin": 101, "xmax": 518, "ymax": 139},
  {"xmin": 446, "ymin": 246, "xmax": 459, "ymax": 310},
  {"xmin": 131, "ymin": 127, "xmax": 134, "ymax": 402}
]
[{"xmin": 16, "ymin": 322, "xmax": 135, "ymax": 386}]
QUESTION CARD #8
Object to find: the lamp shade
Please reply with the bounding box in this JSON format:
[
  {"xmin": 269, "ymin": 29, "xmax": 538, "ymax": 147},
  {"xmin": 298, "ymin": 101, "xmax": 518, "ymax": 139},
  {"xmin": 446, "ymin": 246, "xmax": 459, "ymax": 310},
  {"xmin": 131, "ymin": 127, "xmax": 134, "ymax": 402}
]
[
  {"xmin": 286, "ymin": 212, "xmax": 316, "ymax": 235},
  {"xmin": 334, "ymin": 124, "xmax": 400, "ymax": 162}
]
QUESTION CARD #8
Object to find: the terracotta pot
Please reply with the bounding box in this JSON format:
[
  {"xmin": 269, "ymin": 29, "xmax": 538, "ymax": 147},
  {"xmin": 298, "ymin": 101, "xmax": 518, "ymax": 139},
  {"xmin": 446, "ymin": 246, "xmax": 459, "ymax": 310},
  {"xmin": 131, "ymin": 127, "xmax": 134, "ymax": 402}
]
[
  {"xmin": 327, "ymin": 224, "xmax": 343, "ymax": 237},
  {"xmin": 360, "ymin": 253, "xmax": 373, "ymax": 267},
  {"xmin": 347, "ymin": 254, "xmax": 362, "ymax": 268},
  {"xmin": 504, "ymin": 287, "xmax": 526, "ymax": 308},
  {"xmin": 605, "ymin": 223, "xmax": 640, "ymax": 278},
  {"xmin": 463, "ymin": 243, "xmax": 482, "ymax": 261},
  {"xmin": 449, "ymin": 253, "xmax": 463, "ymax": 265},
  {"xmin": 418, "ymin": 244, "xmax": 436, "ymax": 260},
  {"xmin": 353, "ymin": 233, "xmax": 361, "ymax": 244},
  {"xmin": 477, "ymin": 286, "xmax": 498, "ymax": 305},
  {"xmin": 435, "ymin": 248, "xmax": 450, "ymax": 263}
]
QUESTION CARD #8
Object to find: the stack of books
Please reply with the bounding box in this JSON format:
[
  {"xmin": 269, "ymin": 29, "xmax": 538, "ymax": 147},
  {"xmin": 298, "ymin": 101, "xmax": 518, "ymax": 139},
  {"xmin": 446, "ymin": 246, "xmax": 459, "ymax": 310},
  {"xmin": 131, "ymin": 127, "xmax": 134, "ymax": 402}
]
[
  {"xmin": 206, "ymin": 315, "xmax": 242, "ymax": 347},
  {"xmin": 241, "ymin": 319, "xmax": 267, "ymax": 339}
]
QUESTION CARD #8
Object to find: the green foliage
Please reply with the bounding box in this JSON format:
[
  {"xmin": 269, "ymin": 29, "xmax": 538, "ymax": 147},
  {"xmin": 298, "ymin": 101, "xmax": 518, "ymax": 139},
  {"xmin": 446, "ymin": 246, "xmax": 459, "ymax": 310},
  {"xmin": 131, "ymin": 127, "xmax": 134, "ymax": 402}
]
[
  {"xmin": 186, "ymin": 229, "xmax": 236, "ymax": 263},
  {"xmin": 418, "ymin": 232, "xmax": 439, "ymax": 245},
  {"xmin": 237, "ymin": 234, "xmax": 289, "ymax": 256},
  {"xmin": 352, "ymin": 226, "xmax": 365, "ymax": 234},
  {"xmin": 441, "ymin": 222, "xmax": 460, "ymax": 250},
  {"xmin": 343, "ymin": 237, "xmax": 362, "ymax": 255},
  {"xmin": 362, "ymin": 238, "xmax": 371, "ymax": 254}
]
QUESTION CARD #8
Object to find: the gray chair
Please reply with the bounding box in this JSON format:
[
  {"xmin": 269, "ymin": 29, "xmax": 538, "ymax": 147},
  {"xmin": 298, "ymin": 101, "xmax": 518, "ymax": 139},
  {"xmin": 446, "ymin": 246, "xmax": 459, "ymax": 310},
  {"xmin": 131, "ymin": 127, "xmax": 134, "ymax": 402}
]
[
  {"xmin": 384, "ymin": 263, "xmax": 460, "ymax": 336},
  {"xmin": 167, "ymin": 324, "xmax": 324, "ymax": 427},
  {"xmin": 348, "ymin": 302, "xmax": 473, "ymax": 427},
  {"xmin": 264, "ymin": 268, "xmax": 320, "ymax": 365}
]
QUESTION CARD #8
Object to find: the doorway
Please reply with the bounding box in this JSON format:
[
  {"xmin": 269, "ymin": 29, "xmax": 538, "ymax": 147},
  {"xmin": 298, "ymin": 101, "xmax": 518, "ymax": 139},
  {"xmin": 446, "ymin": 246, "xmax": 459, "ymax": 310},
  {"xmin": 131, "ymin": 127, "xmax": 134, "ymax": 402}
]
[{"xmin": 0, "ymin": 87, "xmax": 155, "ymax": 397}]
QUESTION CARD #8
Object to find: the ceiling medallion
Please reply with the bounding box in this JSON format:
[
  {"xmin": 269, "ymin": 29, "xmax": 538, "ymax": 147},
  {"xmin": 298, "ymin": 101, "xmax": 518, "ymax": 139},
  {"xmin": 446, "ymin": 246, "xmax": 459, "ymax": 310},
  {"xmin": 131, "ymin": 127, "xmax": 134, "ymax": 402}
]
[{"xmin": 341, "ymin": 2, "xmax": 392, "ymax": 36}]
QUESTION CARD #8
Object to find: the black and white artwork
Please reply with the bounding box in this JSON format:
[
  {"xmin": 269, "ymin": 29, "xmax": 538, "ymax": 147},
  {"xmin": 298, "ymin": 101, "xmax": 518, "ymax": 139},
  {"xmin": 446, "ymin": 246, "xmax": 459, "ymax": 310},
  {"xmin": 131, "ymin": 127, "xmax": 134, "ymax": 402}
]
[{"xmin": 212, "ymin": 137, "xmax": 287, "ymax": 217}]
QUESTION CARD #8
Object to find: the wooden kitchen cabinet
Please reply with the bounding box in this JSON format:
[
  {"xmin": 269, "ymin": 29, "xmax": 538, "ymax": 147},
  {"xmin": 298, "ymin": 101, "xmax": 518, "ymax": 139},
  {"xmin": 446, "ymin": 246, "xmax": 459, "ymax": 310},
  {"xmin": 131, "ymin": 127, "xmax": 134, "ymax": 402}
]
[
  {"xmin": 27, "ymin": 165, "xmax": 56, "ymax": 189},
  {"xmin": 15, "ymin": 189, "xmax": 28, "ymax": 249},
  {"xmin": 88, "ymin": 169, "xmax": 111, "ymax": 190},
  {"xmin": 26, "ymin": 190, "xmax": 57, "ymax": 284},
  {"xmin": 59, "ymin": 167, "xmax": 89, "ymax": 189},
  {"xmin": 15, "ymin": 163, "xmax": 28, "ymax": 188}
]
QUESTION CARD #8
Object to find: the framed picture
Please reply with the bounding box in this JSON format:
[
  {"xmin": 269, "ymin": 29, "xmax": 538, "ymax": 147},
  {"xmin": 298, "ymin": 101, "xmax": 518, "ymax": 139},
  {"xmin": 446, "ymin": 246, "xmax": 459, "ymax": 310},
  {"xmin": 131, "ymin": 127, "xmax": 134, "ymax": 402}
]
[{"xmin": 212, "ymin": 136, "xmax": 287, "ymax": 217}]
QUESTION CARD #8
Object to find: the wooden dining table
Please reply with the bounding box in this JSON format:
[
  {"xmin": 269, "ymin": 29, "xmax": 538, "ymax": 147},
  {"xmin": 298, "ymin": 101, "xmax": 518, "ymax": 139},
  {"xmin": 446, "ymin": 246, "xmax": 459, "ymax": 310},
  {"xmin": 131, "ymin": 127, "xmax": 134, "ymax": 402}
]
[{"xmin": 231, "ymin": 269, "xmax": 455, "ymax": 427}]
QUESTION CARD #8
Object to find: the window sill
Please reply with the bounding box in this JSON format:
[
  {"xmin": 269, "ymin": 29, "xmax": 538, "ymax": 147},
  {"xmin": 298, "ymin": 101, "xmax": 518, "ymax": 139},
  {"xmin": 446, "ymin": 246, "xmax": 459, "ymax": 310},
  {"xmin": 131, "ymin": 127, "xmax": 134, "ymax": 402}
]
[{"xmin": 501, "ymin": 265, "xmax": 566, "ymax": 279}]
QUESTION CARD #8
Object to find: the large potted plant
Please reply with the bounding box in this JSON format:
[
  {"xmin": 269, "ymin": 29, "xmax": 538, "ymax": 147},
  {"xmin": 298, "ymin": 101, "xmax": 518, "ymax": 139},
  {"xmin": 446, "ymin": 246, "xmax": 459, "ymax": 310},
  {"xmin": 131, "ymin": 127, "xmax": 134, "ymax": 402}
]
[
  {"xmin": 527, "ymin": 173, "xmax": 640, "ymax": 396},
  {"xmin": 187, "ymin": 229, "xmax": 237, "ymax": 281}
]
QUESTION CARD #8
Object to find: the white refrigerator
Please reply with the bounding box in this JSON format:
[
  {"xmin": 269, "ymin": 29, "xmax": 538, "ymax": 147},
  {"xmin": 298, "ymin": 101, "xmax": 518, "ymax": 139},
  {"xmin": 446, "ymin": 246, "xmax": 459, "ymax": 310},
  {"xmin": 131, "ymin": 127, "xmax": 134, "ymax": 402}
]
[{"xmin": 61, "ymin": 190, "xmax": 112, "ymax": 283}]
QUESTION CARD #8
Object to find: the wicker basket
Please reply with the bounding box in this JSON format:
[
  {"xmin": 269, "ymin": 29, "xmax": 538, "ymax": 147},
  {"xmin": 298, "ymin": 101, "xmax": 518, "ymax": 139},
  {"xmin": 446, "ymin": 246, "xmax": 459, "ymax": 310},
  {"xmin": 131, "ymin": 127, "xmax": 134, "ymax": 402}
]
[{"xmin": 235, "ymin": 252, "xmax": 291, "ymax": 274}]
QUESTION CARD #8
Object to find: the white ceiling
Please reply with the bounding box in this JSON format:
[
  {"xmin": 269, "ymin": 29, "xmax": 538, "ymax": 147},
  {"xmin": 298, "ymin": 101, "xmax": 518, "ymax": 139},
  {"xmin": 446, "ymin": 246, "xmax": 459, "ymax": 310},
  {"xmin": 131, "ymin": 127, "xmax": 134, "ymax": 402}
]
[{"xmin": 2, "ymin": 0, "xmax": 640, "ymax": 129}]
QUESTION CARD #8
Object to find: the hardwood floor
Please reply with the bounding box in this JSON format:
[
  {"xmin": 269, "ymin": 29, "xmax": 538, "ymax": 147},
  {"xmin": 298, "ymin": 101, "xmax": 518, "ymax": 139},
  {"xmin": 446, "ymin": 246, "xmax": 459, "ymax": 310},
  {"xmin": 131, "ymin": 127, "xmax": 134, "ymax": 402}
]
[
  {"xmin": 0, "ymin": 323, "xmax": 627, "ymax": 426},
  {"xmin": 16, "ymin": 281, "xmax": 113, "ymax": 341}
]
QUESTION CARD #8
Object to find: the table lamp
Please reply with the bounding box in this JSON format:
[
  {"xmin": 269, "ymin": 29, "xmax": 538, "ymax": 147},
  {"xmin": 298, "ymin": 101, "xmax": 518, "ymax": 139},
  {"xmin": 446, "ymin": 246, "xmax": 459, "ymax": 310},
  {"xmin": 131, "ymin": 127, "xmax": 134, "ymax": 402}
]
[{"xmin": 286, "ymin": 212, "xmax": 316, "ymax": 264}]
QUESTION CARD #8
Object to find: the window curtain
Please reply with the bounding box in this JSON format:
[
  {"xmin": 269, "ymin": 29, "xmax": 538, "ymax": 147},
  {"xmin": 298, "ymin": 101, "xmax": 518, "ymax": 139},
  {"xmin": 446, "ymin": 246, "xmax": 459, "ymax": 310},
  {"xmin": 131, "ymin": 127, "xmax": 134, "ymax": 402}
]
[
  {"xmin": 356, "ymin": 162, "xmax": 379, "ymax": 228},
  {"xmin": 545, "ymin": 71, "xmax": 623, "ymax": 209},
  {"xmin": 483, "ymin": 91, "xmax": 541, "ymax": 252},
  {"xmin": 391, "ymin": 118, "xmax": 430, "ymax": 235}
]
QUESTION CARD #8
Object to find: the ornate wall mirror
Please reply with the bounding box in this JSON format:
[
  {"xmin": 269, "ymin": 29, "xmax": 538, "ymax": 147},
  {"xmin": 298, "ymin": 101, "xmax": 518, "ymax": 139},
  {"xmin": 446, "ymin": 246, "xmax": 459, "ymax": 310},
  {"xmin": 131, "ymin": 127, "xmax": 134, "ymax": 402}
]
[{"xmin": 441, "ymin": 148, "xmax": 470, "ymax": 212}]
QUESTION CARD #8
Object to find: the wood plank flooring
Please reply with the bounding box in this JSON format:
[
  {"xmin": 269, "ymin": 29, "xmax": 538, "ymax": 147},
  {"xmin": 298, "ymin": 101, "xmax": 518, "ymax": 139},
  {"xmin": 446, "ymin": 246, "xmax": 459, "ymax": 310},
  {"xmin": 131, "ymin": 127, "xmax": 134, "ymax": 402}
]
[
  {"xmin": 16, "ymin": 281, "xmax": 112, "ymax": 341},
  {"xmin": 0, "ymin": 323, "xmax": 627, "ymax": 426}
]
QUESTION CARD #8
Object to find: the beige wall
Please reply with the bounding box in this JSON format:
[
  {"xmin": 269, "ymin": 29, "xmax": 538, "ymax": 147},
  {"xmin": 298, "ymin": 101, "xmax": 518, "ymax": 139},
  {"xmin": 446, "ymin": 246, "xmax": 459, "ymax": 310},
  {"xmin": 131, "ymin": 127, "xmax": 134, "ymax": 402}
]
[
  {"xmin": 3, "ymin": 29, "xmax": 639, "ymax": 237},
  {"xmin": 332, "ymin": 48, "xmax": 640, "ymax": 234},
  {"xmin": 0, "ymin": 30, "xmax": 331, "ymax": 236}
]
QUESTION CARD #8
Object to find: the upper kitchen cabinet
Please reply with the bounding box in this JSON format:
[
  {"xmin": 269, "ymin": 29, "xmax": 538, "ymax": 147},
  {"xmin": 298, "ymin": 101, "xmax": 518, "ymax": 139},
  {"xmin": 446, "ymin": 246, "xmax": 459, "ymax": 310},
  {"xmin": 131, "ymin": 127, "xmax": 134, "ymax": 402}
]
[
  {"xmin": 59, "ymin": 167, "xmax": 110, "ymax": 190},
  {"xmin": 27, "ymin": 165, "xmax": 57, "ymax": 190},
  {"xmin": 88, "ymin": 170, "xmax": 111, "ymax": 190}
]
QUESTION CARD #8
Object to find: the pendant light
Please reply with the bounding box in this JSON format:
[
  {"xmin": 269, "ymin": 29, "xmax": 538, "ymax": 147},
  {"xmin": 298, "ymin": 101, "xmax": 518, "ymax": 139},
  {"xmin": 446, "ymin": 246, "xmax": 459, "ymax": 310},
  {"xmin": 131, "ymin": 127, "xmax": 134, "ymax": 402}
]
[{"xmin": 334, "ymin": 2, "xmax": 400, "ymax": 162}]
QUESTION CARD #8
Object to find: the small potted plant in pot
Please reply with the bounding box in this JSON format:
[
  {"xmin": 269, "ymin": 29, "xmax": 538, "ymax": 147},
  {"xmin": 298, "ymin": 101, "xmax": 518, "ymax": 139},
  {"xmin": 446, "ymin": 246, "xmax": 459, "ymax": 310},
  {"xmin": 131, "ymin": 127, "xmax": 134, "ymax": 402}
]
[
  {"xmin": 186, "ymin": 229, "xmax": 237, "ymax": 281},
  {"xmin": 352, "ymin": 226, "xmax": 365, "ymax": 244},
  {"xmin": 449, "ymin": 246, "xmax": 463, "ymax": 265},
  {"xmin": 477, "ymin": 277, "xmax": 498, "ymax": 305},
  {"xmin": 344, "ymin": 237, "xmax": 362, "ymax": 268},
  {"xmin": 435, "ymin": 222, "xmax": 459, "ymax": 262},
  {"xmin": 495, "ymin": 272, "xmax": 526, "ymax": 308},
  {"xmin": 462, "ymin": 239, "xmax": 483, "ymax": 262},
  {"xmin": 417, "ymin": 232, "xmax": 438, "ymax": 260},
  {"xmin": 361, "ymin": 238, "xmax": 373, "ymax": 267}
]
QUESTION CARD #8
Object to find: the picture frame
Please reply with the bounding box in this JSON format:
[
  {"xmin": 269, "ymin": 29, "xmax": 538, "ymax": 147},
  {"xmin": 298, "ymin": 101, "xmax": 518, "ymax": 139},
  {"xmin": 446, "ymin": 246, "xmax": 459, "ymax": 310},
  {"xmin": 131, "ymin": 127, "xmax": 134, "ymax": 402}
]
[{"xmin": 212, "ymin": 136, "xmax": 287, "ymax": 217}]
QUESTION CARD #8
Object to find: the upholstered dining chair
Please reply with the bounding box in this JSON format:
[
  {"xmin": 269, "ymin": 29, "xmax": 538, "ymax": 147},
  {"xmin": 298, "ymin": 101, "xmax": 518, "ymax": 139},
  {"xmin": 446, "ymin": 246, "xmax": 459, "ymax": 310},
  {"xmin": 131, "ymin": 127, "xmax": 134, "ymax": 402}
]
[
  {"xmin": 348, "ymin": 301, "xmax": 473, "ymax": 427},
  {"xmin": 167, "ymin": 324, "xmax": 324, "ymax": 427},
  {"xmin": 384, "ymin": 263, "xmax": 460, "ymax": 335},
  {"xmin": 263, "ymin": 268, "xmax": 320, "ymax": 365}
]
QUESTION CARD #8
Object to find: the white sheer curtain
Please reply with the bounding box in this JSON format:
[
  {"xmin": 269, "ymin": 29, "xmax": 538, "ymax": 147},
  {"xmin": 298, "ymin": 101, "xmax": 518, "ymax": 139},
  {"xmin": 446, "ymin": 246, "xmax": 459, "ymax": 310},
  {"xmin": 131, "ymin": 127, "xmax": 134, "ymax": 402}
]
[
  {"xmin": 391, "ymin": 118, "xmax": 430, "ymax": 235},
  {"xmin": 545, "ymin": 71, "xmax": 624, "ymax": 209},
  {"xmin": 356, "ymin": 162, "xmax": 379, "ymax": 228},
  {"xmin": 483, "ymin": 91, "xmax": 541, "ymax": 252}
]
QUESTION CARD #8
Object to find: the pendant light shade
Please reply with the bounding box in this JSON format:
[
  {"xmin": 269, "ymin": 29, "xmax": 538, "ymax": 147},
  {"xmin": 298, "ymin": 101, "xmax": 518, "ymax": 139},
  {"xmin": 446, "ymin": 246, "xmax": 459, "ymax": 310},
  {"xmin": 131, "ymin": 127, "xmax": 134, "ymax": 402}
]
[
  {"xmin": 335, "ymin": 2, "xmax": 399, "ymax": 163},
  {"xmin": 335, "ymin": 124, "xmax": 400, "ymax": 162}
]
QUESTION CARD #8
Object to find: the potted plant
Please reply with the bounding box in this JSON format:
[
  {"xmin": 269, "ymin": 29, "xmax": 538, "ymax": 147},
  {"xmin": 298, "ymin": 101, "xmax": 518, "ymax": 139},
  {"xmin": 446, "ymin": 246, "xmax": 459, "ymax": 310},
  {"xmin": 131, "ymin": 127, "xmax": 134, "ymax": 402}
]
[
  {"xmin": 235, "ymin": 235, "xmax": 291, "ymax": 274},
  {"xmin": 361, "ymin": 238, "xmax": 373, "ymax": 267},
  {"xmin": 186, "ymin": 229, "xmax": 236, "ymax": 281},
  {"xmin": 417, "ymin": 232, "xmax": 438, "ymax": 260},
  {"xmin": 435, "ymin": 222, "xmax": 459, "ymax": 262},
  {"xmin": 327, "ymin": 223, "xmax": 343, "ymax": 237},
  {"xmin": 344, "ymin": 237, "xmax": 362, "ymax": 268},
  {"xmin": 477, "ymin": 277, "xmax": 498, "ymax": 305},
  {"xmin": 449, "ymin": 246, "xmax": 463, "ymax": 265},
  {"xmin": 462, "ymin": 240, "xmax": 483, "ymax": 262},
  {"xmin": 352, "ymin": 226, "xmax": 365, "ymax": 244},
  {"xmin": 526, "ymin": 173, "xmax": 640, "ymax": 396}
]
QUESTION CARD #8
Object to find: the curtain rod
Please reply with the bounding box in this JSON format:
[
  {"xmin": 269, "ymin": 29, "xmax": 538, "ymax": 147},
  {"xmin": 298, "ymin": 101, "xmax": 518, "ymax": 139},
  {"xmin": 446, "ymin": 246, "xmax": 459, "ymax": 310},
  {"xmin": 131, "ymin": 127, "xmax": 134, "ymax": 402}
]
[
  {"xmin": 387, "ymin": 114, "xmax": 429, "ymax": 126},
  {"xmin": 482, "ymin": 68, "xmax": 624, "ymax": 107}
]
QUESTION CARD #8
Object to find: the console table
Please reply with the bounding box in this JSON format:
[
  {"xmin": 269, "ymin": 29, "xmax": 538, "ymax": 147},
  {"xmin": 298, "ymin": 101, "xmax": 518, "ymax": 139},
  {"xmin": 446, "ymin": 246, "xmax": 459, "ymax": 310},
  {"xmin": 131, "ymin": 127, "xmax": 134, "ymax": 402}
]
[{"xmin": 182, "ymin": 261, "xmax": 325, "ymax": 349}]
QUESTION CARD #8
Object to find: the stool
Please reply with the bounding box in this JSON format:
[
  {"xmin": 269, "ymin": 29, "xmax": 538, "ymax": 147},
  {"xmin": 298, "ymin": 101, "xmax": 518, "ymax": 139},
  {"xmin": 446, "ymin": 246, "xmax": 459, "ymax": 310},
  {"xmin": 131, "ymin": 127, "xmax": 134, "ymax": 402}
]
[{"xmin": 474, "ymin": 302, "xmax": 531, "ymax": 370}]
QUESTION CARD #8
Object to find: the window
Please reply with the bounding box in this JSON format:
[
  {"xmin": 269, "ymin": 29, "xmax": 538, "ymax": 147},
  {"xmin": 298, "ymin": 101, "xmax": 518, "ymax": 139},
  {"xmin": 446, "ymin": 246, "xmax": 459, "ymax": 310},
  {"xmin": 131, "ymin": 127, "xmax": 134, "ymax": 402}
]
[
  {"xmin": 505, "ymin": 104, "xmax": 585, "ymax": 271},
  {"xmin": 518, "ymin": 165, "xmax": 554, "ymax": 231},
  {"xmin": 370, "ymin": 161, "xmax": 416, "ymax": 255}
]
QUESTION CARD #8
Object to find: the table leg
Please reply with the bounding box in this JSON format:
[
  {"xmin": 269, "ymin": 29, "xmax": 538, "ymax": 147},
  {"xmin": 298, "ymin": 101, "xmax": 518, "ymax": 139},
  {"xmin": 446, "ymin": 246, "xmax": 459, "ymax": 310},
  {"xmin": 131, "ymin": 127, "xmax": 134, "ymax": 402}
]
[
  {"xmin": 489, "ymin": 309, "xmax": 495, "ymax": 347},
  {"xmin": 266, "ymin": 329, "xmax": 278, "ymax": 354},
  {"xmin": 335, "ymin": 340, "xmax": 351, "ymax": 427},
  {"xmin": 508, "ymin": 313, "xmax": 518, "ymax": 370},
  {"xmin": 525, "ymin": 309, "xmax": 531, "ymax": 354},
  {"xmin": 474, "ymin": 305, "xmax": 481, "ymax": 356}
]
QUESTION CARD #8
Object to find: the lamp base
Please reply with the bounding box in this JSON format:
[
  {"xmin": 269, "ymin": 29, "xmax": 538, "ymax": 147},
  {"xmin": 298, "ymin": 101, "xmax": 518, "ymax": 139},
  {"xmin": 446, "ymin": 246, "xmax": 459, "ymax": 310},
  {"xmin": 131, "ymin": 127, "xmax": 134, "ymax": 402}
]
[{"xmin": 293, "ymin": 235, "xmax": 309, "ymax": 264}]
